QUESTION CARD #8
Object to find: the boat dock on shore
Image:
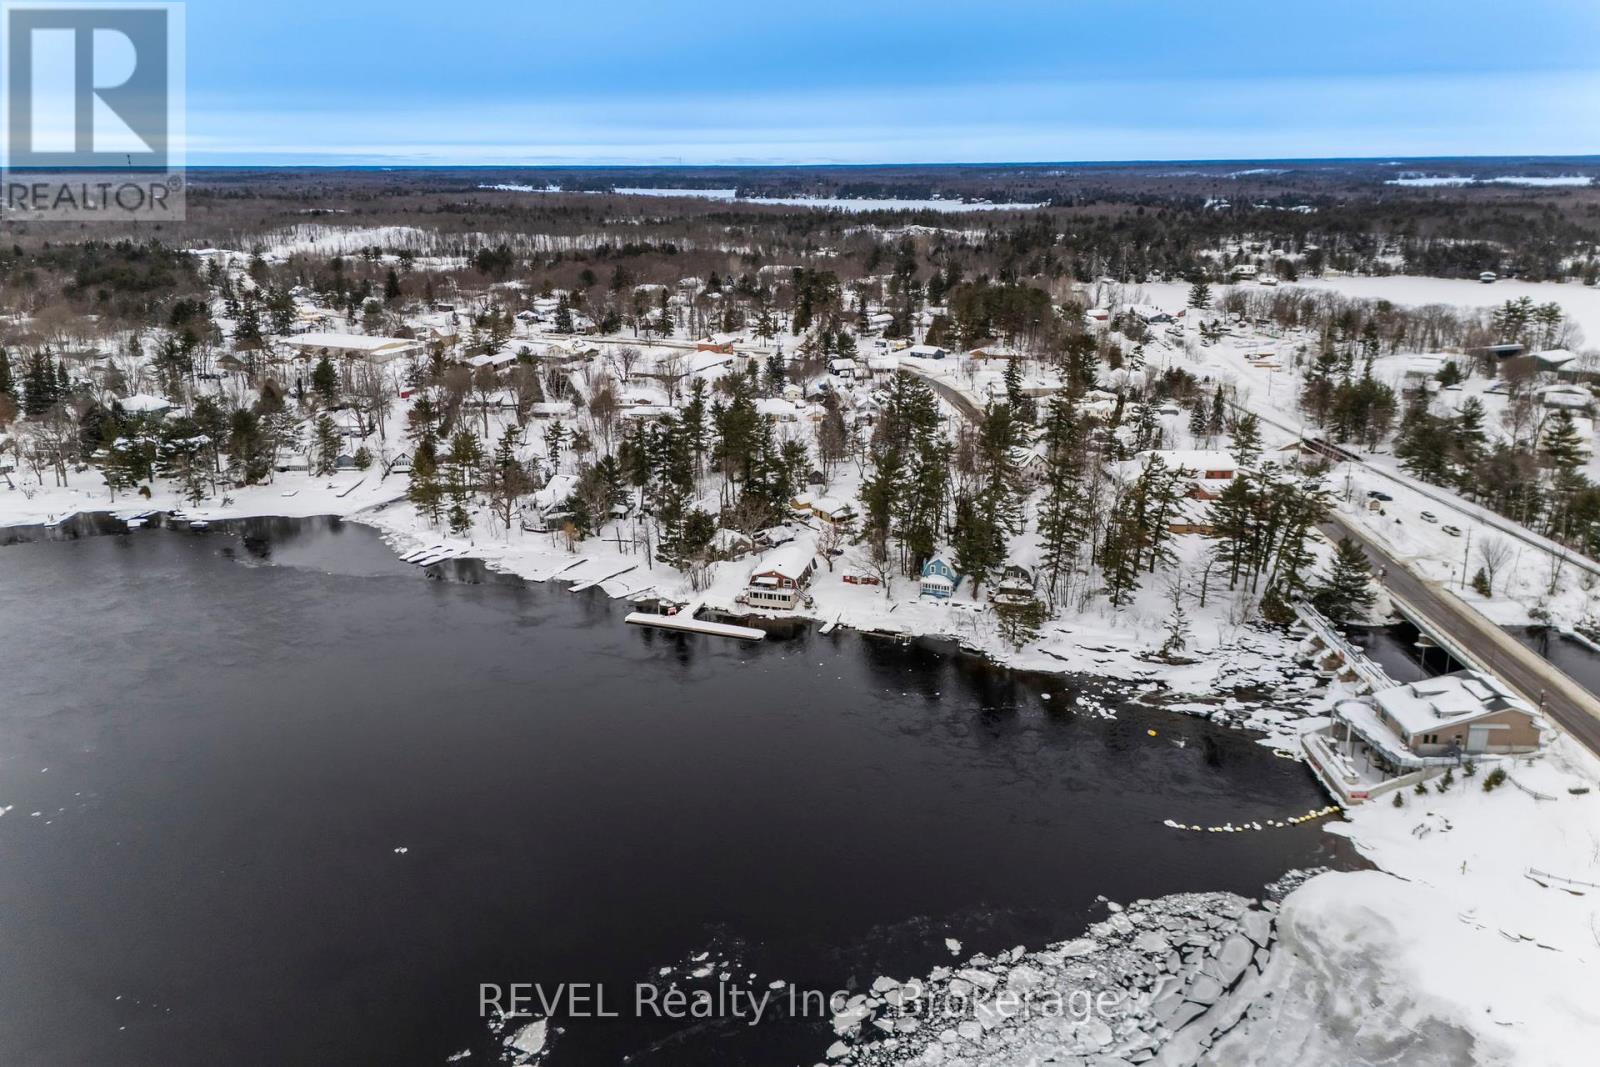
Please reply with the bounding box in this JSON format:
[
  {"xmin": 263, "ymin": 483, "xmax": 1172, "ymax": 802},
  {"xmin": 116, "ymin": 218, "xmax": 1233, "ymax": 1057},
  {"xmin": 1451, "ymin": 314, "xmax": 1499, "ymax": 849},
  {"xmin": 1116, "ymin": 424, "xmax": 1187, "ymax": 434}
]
[{"xmin": 624, "ymin": 609, "xmax": 765, "ymax": 641}]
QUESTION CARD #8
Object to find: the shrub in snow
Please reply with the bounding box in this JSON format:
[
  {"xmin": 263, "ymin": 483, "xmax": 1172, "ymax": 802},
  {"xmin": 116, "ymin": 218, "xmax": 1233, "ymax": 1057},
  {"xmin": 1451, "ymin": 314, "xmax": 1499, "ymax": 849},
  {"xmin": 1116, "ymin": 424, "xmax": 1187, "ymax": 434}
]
[
  {"xmin": 1483, "ymin": 767, "xmax": 1507, "ymax": 792},
  {"xmin": 1471, "ymin": 568, "xmax": 1491, "ymax": 597}
]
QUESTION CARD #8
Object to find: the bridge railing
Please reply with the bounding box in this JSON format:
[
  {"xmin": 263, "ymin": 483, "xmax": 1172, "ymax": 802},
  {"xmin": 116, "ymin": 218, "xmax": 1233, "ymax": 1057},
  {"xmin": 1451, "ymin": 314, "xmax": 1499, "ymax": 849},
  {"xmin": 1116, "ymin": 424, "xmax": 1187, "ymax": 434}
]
[{"xmin": 1293, "ymin": 602, "xmax": 1396, "ymax": 693}]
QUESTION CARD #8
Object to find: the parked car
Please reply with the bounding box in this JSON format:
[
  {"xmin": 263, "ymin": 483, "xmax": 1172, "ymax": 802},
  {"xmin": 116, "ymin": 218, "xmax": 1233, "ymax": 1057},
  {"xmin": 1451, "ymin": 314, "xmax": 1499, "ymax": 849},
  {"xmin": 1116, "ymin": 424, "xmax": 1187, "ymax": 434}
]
[
  {"xmin": 1442, "ymin": 525, "xmax": 1463, "ymax": 537},
  {"xmin": 1420, "ymin": 511, "xmax": 1438, "ymax": 524},
  {"xmin": 1366, "ymin": 490, "xmax": 1394, "ymax": 502}
]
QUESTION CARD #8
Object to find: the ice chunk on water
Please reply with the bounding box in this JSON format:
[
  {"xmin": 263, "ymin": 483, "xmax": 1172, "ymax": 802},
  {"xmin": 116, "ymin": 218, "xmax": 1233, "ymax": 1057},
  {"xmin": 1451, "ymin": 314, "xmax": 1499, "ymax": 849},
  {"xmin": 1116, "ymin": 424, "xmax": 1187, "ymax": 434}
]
[{"xmin": 508, "ymin": 1019, "xmax": 547, "ymax": 1056}]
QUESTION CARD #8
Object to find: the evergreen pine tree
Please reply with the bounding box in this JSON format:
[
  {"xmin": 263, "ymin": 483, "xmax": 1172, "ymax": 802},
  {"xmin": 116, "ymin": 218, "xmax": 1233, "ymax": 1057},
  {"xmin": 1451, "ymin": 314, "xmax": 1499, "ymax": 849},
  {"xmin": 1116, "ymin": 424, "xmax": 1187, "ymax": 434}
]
[
  {"xmin": 408, "ymin": 435, "xmax": 445, "ymax": 524},
  {"xmin": 22, "ymin": 350, "xmax": 59, "ymax": 416},
  {"xmin": 952, "ymin": 493, "xmax": 1005, "ymax": 600},
  {"xmin": 1452, "ymin": 397, "xmax": 1488, "ymax": 466},
  {"xmin": 1229, "ymin": 412, "xmax": 1263, "ymax": 468},
  {"xmin": 1036, "ymin": 397, "xmax": 1089, "ymax": 608},
  {"xmin": 1099, "ymin": 507, "xmax": 1143, "ymax": 608},
  {"xmin": 1541, "ymin": 409, "xmax": 1585, "ymax": 473},
  {"xmin": 1208, "ymin": 472, "xmax": 1257, "ymax": 590},
  {"xmin": 313, "ymin": 414, "xmax": 341, "ymax": 476},
  {"xmin": 1314, "ymin": 537, "xmax": 1376, "ymax": 623},
  {"xmin": 311, "ymin": 356, "xmax": 340, "ymax": 407},
  {"xmin": 995, "ymin": 599, "xmax": 1048, "ymax": 650}
]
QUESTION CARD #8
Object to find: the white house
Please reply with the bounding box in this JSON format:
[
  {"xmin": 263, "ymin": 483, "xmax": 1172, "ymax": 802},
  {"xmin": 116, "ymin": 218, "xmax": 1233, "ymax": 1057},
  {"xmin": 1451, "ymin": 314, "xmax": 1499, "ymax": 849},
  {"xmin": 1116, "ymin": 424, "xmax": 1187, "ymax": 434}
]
[
  {"xmin": 755, "ymin": 398, "xmax": 802, "ymax": 423},
  {"xmin": 1401, "ymin": 354, "xmax": 1455, "ymax": 383},
  {"xmin": 466, "ymin": 350, "xmax": 519, "ymax": 371},
  {"xmin": 1537, "ymin": 384, "xmax": 1592, "ymax": 412},
  {"xmin": 283, "ymin": 332, "xmax": 422, "ymax": 364},
  {"xmin": 117, "ymin": 393, "xmax": 173, "ymax": 417}
]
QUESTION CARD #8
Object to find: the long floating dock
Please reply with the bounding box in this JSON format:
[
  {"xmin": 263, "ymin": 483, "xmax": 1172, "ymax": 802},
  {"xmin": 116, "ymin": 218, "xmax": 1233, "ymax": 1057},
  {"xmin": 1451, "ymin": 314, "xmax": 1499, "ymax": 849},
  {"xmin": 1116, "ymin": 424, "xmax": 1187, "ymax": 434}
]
[{"xmin": 624, "ymin": 612, "xmax": 765, "ymax": 641}]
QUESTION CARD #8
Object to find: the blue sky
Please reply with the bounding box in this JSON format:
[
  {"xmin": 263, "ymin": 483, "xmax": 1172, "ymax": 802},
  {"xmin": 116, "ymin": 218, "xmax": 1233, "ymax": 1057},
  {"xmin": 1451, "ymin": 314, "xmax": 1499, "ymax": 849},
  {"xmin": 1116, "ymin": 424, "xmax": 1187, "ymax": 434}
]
[{"xmin": 175, "ymin": 0, "xmax": 1600, "ymax": 164}]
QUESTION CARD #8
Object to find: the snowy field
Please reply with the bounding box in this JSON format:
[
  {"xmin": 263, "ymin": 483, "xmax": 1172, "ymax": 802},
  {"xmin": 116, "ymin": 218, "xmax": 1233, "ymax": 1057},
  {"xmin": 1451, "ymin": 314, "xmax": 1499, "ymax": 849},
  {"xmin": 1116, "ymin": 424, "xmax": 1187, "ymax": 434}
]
[{"xmin": 1133, "ymin": 276, "xmax": 1600, "ymax": 348}]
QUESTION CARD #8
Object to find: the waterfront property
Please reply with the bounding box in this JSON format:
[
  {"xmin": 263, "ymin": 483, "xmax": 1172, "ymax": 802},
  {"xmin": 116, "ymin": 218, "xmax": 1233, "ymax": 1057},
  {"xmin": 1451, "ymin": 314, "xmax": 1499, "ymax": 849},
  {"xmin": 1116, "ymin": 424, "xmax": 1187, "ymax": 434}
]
[
  {"xmin": 0, "ymin": 519, "xmax": 1337, "ymax": 1066},
  {"xmin": 1360, "ymin": 671, "xmax": 1544, "ymax": 757},
  {"xmin": 920, "ymin": 556, "xmax": 961, "ymax": 599},
  {"xmin": 1303, "ymin": 670, "xmax": 1546, "ymax": 805},
  {"xmin": 992, "ymin": 564, "xmax": 1036, "ymax": 605},
  {"xmin": 743, "ymin": 543, "xmax": 817, "ymax": 610}
]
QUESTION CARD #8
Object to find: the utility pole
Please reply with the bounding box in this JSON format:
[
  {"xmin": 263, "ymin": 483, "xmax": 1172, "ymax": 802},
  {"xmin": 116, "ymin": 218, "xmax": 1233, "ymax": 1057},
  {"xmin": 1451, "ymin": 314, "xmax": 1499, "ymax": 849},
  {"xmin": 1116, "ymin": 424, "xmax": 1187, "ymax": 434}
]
[{"xmin": 1462, "ymin": 527, "xmax": 1472, "ymax": 590}]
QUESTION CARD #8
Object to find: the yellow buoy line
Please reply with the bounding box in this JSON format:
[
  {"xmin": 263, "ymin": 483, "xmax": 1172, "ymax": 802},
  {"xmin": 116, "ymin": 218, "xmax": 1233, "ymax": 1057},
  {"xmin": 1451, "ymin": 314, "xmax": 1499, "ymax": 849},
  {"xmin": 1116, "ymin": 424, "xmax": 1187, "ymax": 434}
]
[{"xmin": 1162, "ymin": 805, "xmax": 1342, "ymax": 834}]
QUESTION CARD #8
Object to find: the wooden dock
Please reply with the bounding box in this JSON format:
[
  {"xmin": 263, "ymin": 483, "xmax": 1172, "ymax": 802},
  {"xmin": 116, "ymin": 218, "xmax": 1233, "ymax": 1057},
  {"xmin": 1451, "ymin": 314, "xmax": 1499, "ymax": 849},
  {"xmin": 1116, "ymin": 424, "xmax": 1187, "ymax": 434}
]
[{"xmin": 624, "ymin": 612, "xmax": 765, "ymax": 641}]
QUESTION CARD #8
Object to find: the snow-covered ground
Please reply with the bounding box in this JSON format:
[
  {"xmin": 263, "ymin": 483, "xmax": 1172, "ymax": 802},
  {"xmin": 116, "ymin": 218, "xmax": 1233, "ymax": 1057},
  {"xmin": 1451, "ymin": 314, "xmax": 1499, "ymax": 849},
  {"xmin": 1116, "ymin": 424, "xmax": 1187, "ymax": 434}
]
[
  {"xmin": 813, "ymin": 735, "xmax": 1600, "ymax": 1066},
  {"xmin": 0, "ymin": 466, "xmax": 408, "ymax": 530},
  {"xmin": 11, "ymin": 245, "xmax": 1600, "ymax": 1065},
  {"xmin": 1132, "ymin": 275, "xmax": 1600, "ymax": 349},
  {"xmin": 0, "ymin": 445, "xmax": 1312, "ymax": 743},
  {"xmin": 1152, "ymin": 298, "xmax": 1600, "ymax": 632}
]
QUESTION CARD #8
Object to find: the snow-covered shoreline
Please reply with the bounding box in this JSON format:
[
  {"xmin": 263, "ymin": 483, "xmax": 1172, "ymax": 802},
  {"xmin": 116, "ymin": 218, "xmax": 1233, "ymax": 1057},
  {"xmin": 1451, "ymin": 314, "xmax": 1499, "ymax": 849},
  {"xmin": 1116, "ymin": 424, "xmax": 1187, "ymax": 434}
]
[
  {"xmin": 10, "ymin": 502, "xmax": 1599, "ymax": 1066},
  {"xmin": 0, "ymin": 489, "xmax": 1329, "ymax": 756},
  {"xmin": 816, "ymin": 732, "xmax": 1600, "ymax": 1066}
]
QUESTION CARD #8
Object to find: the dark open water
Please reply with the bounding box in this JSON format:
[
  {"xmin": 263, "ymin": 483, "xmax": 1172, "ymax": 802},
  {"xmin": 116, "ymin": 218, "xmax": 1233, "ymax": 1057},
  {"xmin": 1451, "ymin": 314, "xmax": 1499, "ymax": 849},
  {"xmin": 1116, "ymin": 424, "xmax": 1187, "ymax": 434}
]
[{"xmin": 0, "ymin": 517, "xmax": 1343, "ymax": 1065}]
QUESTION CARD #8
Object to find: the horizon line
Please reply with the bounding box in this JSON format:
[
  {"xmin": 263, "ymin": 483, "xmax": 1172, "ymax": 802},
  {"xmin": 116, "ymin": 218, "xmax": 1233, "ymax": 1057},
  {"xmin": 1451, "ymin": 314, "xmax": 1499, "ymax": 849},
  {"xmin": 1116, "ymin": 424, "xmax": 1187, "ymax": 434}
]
[{"xmin": 101, "ymin": 152, "xmax": 1600, "ymax": 172}]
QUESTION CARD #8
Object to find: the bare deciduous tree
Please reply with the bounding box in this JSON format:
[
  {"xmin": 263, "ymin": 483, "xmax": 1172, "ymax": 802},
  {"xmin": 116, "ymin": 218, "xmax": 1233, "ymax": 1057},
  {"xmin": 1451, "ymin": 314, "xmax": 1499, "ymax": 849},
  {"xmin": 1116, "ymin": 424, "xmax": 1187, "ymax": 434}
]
[
  {"xmin": 352, "ymin": 362, "xmax": 397, "ymax": 442},
  {"xmin": 589, "ymin": 378, "xmax": 620, "ymax": 451},
  {"xmin": 817, "ymin": 522, "xmax": 845, "ymax": 571},
  {"xmin": 614, "ymin": 345, "xmax": 641, "ymax": 383},
  {"xmin": 1475, "ymin": 536, "xmax": 1512, "ymax": 594}
]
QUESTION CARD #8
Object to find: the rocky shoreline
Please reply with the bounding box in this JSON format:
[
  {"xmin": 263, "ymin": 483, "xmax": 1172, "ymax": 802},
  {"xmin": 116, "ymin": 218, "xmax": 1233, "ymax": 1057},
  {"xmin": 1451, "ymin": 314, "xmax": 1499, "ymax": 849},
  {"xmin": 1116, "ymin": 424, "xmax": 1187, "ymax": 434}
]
[{"xmin": 821, "ymin": 885, "xmax": 1296, "ymax": 1067}]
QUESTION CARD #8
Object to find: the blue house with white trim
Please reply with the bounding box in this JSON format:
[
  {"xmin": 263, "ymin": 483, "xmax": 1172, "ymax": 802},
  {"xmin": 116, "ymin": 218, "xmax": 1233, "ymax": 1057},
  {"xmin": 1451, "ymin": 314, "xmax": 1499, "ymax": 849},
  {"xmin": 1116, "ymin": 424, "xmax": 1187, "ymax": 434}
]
[{"xmin": 920, "ymin": 556, "xmax": 961, "ymax": 599}]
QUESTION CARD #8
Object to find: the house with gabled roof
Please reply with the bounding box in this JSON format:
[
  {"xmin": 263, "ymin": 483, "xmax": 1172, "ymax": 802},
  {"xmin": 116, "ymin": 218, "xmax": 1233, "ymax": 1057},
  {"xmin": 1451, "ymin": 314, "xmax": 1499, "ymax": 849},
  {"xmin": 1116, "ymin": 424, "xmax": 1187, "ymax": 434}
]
[{"xmin": 920, "ymin": 556, "xmax": 960, "ymax": 599}]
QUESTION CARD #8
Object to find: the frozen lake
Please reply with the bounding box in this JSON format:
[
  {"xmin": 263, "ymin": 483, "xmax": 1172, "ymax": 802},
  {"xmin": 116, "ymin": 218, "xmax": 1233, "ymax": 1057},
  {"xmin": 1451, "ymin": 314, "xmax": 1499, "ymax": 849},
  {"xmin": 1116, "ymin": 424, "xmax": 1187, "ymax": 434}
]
[{"xmin": 0, "ymin": 517, "xmax": 1342, "ymax": 1065}]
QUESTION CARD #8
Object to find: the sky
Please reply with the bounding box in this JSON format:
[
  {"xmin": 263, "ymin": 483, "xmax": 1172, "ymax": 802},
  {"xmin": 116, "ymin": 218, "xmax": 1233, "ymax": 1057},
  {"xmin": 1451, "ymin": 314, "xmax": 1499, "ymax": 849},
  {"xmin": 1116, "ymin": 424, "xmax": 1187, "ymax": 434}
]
[{"xmin": 164, "ymin": 0, "xmax": 1600, "ymax": 164}]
